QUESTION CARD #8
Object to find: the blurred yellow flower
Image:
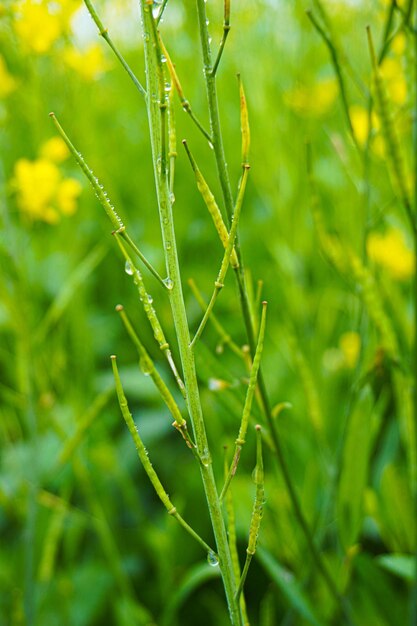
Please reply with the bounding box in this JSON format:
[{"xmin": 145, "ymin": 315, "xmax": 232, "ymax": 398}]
[
  {"xmin": 392, "ymin": 33, "xmax": 406, "ymax": 55},
  {"xmin": 13, "ymin": 157, "xmax": 81, "ymax": 224},
  {"xmin": 349, "ymin": 105, "xmax": 369, "ymax": 147},
  {"xmin": 0, "ymin": 55, "xmax": 17, "ymax": 98},
  {"xmin": 63, "ymin": 44, "xmax": 108, "ymax": 81},
  {"xmin": 367, "ymin": 228, "xmax": 414, "ymax": 280},
  {"xmin": 339, "ymin": 332, "xmax": 361, "ymax": 369},
  {"xmin": 13, "ymin": 0, "xmax": 80, "ymax": 54},
  {"xmin": 40, "ymin": 137, "xmax": 70, "ymax": 163},
  {"xmin": 56, "ymin": 178, "xmax": 82, "ymax": 215},
  {"xmin": 381, "ymin": 57, "xmax": 407, "ymax": 106},
  {"xmin": 285, "ymin": 78, "xmax": 338, "ymax": 117}
]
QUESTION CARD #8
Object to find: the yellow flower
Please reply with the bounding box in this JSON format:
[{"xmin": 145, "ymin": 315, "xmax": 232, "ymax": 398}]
[
  {"xmin": 381, "ymin": 57, "xmax": 407, "ymax": 106},
  {"xmin": 284, "ymin": 78, "xmax": 339, "ymax": 117},
  {"xmin": 0, "ymin": 55, "xmax": 17, "ymax": 98},
  {"xmin": 56, "ymin": 178, "xmax": 82, "ymax": 215},
  {"xmin": 63, "ymin": 44, "xmax": 108, "ymax": 81},
  {"xmin": 392, "ymin": 33, "xmax": 406, "ymax": 55},
  {"xmin": 367, "ymin": 228, "xmax": 414, "ymax": 280},
  {"xmin": 40, "ymin": 137, "xmax": 70, "ymax": 163},
  {"xmin": 13, "ymin": 157, "xmax": 81, "ymax": 223},
  {"xmin": 13, "ymin": 0, "xmax": 80, "ymax": 54},
  {"xmin": 349, "ymin": 105, "xmax": 369, "ymax": 147},
  {"xmin": 339, "ymin": 332, "xmax": 361, "ymax": 369}
]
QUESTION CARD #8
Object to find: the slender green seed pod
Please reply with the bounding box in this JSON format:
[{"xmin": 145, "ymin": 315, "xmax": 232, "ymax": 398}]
[
  {"xmin": 367, "ymin": 27, "xmax": 413, "ymax": 223},
  {"xmin": 235, "ymin": 425, "xmax": 265, "ymax": 601},
  {"xmin": 115, "ymin": 236, "xmax": 165, "ymax": 344},
  {"xmin": 111, "ymin": 355, "xmax": 214, "ymax": 554},
  {"xmin": 112, "ymin": 354, "xmax": 173, "ymax": 511},
  {"xmin": 116, "ymin": 305, "xmax": 195, "ymax": 451},
  {"xmin": 50, "ymin": 113, "xmax": 124, "ymax": 231},
  {"xmin": 183, "ymin": 140, "xmax": 239, "ymax": 268},
  {"xmin": 223, "ymin": 449, "xmax": 250, "ymax": 623},
  {"xmin": 191, "ymin": 165, "xmax": 250, "ymax": 348},
  {"xmin": 160, "ymin": 38, "xmax": 185, "ymax": 103},
  {"xmin": 220, "ymin": 302, "xmax": 267, "ymax": 501},
  {"xmin": 224, "ymin": 0, "xmax": 231, "ymax": 24},
  {"xmin": 168, "ymin": 84, "xmax": 177, "ymax": 158},
  {"xmin": 248, "ymin": 425, "xmax": 265, "ymax": 554},
  {"xmin": 238, "ymin": 74, "xmax": 250, "ymax": 166}
]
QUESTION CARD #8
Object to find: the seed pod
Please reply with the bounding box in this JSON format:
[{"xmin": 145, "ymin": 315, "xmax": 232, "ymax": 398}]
[{"xmin": 238, "ymin": 74, "xmax": 250, "ymax": 166}]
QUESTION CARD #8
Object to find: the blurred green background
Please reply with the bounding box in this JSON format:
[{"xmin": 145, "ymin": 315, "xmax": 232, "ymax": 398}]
[{"xmin": 1, "ymin": 0, "xmax": 416, "ymax": 624}]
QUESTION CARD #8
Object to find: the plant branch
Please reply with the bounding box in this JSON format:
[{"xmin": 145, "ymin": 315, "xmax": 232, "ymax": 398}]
[
  {"xmin": 111, "ymin": 355, "xmax": 214, "ymax": 554},
  {"xmin": 220, "ymin": 302, "xmax": 267, "ymax": 501},
  {"xmin": 212, "ymin": 0, "xmax": 231, "ymax": 77},
  {"xmin": 83, "ymin": 0, "xmax": 146, "ymax": 98},
  {"xmin": 188, "ymin": 279, "xmax": 245, "ymax": 359},
  {"xmin": 235, "ymin": 425, "xmax": 264, "ymax": 601},
  {"xmin": 116, "ymin": 304, "xmax": 196, "ymax": 451},
  {"xmin": 190, "ymin": 165, "xmax": 249, "ymax": 348}
]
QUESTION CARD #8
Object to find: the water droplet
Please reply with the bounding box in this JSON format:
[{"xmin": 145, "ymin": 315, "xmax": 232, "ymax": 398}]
[
  {"xmin": 205, "ymin": 19, "xmax": 209, "ymax": 26},
  {"xmin": 163, "ymin": 217, "xmax": 169, "ymax": 225},
  {"xmin": 165, "ymin": 241, "xmax": 172, "ymax": 251},
  {"xmin": 208, "ymin": 141, "xmax": 214, "ymax": 150},
  {"xmin": 163, "ymin": 277, "xmax": 174, "ymax": 290},
  {"xmin": 139, "ymin": 356, "xmax": 152, "ymax": 376},
  {"xmin": 169, "ymin": 192, "xmax": 176, "ymax": 205},
  {"xmin": 200, "ymin": 447, "xmax": 211, "ymax": 467},
  {"xmin": 164, "ymin": 82, "xmax": 171, "ymax": 93},
  {"xmin": 161, "ymin": 55, "xmax": 167, "ymax": 63},
  {"xmin": 152, "ymin": 0, "xmax": 162, "ymax": 18},
  {"xmin": 147, "ymin": 294, "xmax": 153, "ymax": 304},
  {"xmin": 125, "ymin": 260, "xmax": 134, "ymax": 275},
  {"xmin": 207, "ymin": 551, "xmax": 219, "ymax": 567},
  {"xmin": 208, "ymin": 36, "xmax": 212, "ymax": 44}
]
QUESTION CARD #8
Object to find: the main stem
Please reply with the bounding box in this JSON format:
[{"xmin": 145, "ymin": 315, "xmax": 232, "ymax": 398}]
[{"xmin": 140, "ymin": 4, "xmax": 241, "ymax": 625}]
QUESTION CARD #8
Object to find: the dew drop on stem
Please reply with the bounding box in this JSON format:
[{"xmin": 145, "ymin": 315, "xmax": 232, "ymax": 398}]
[
  {"xmin": 207, "ymin": 551, "xmax": 219, "ymax": 567},
  {"xmin": 125, "ymin": 260, "xmax": 134, "ymax": 275},
  {"xmin": 163, "ymin": 277, "xmax": 174, "ymax": 290},
  {"xmin": 139, "ymin": 356, "xmax": 152, "ymax": 376}
]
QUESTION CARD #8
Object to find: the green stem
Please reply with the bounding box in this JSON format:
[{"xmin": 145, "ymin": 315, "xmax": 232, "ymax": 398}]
[
  {"xmin": 220, "ymin": 303, "xmax": 267, "ymax": 501},
  {"xmin": 140, "ymin": 3, "xmax": 242, "ymax": 623},
  {"xmin": 212, "ymin": 0, "xmax": 231, "ymax": 77},
  {"xmin": 188, "ymin": 278, "xmax": 244, "ymax": 358},
  {"xmin": 83, "ymin": 0, "xmax": 146, "ymax": 98}
]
